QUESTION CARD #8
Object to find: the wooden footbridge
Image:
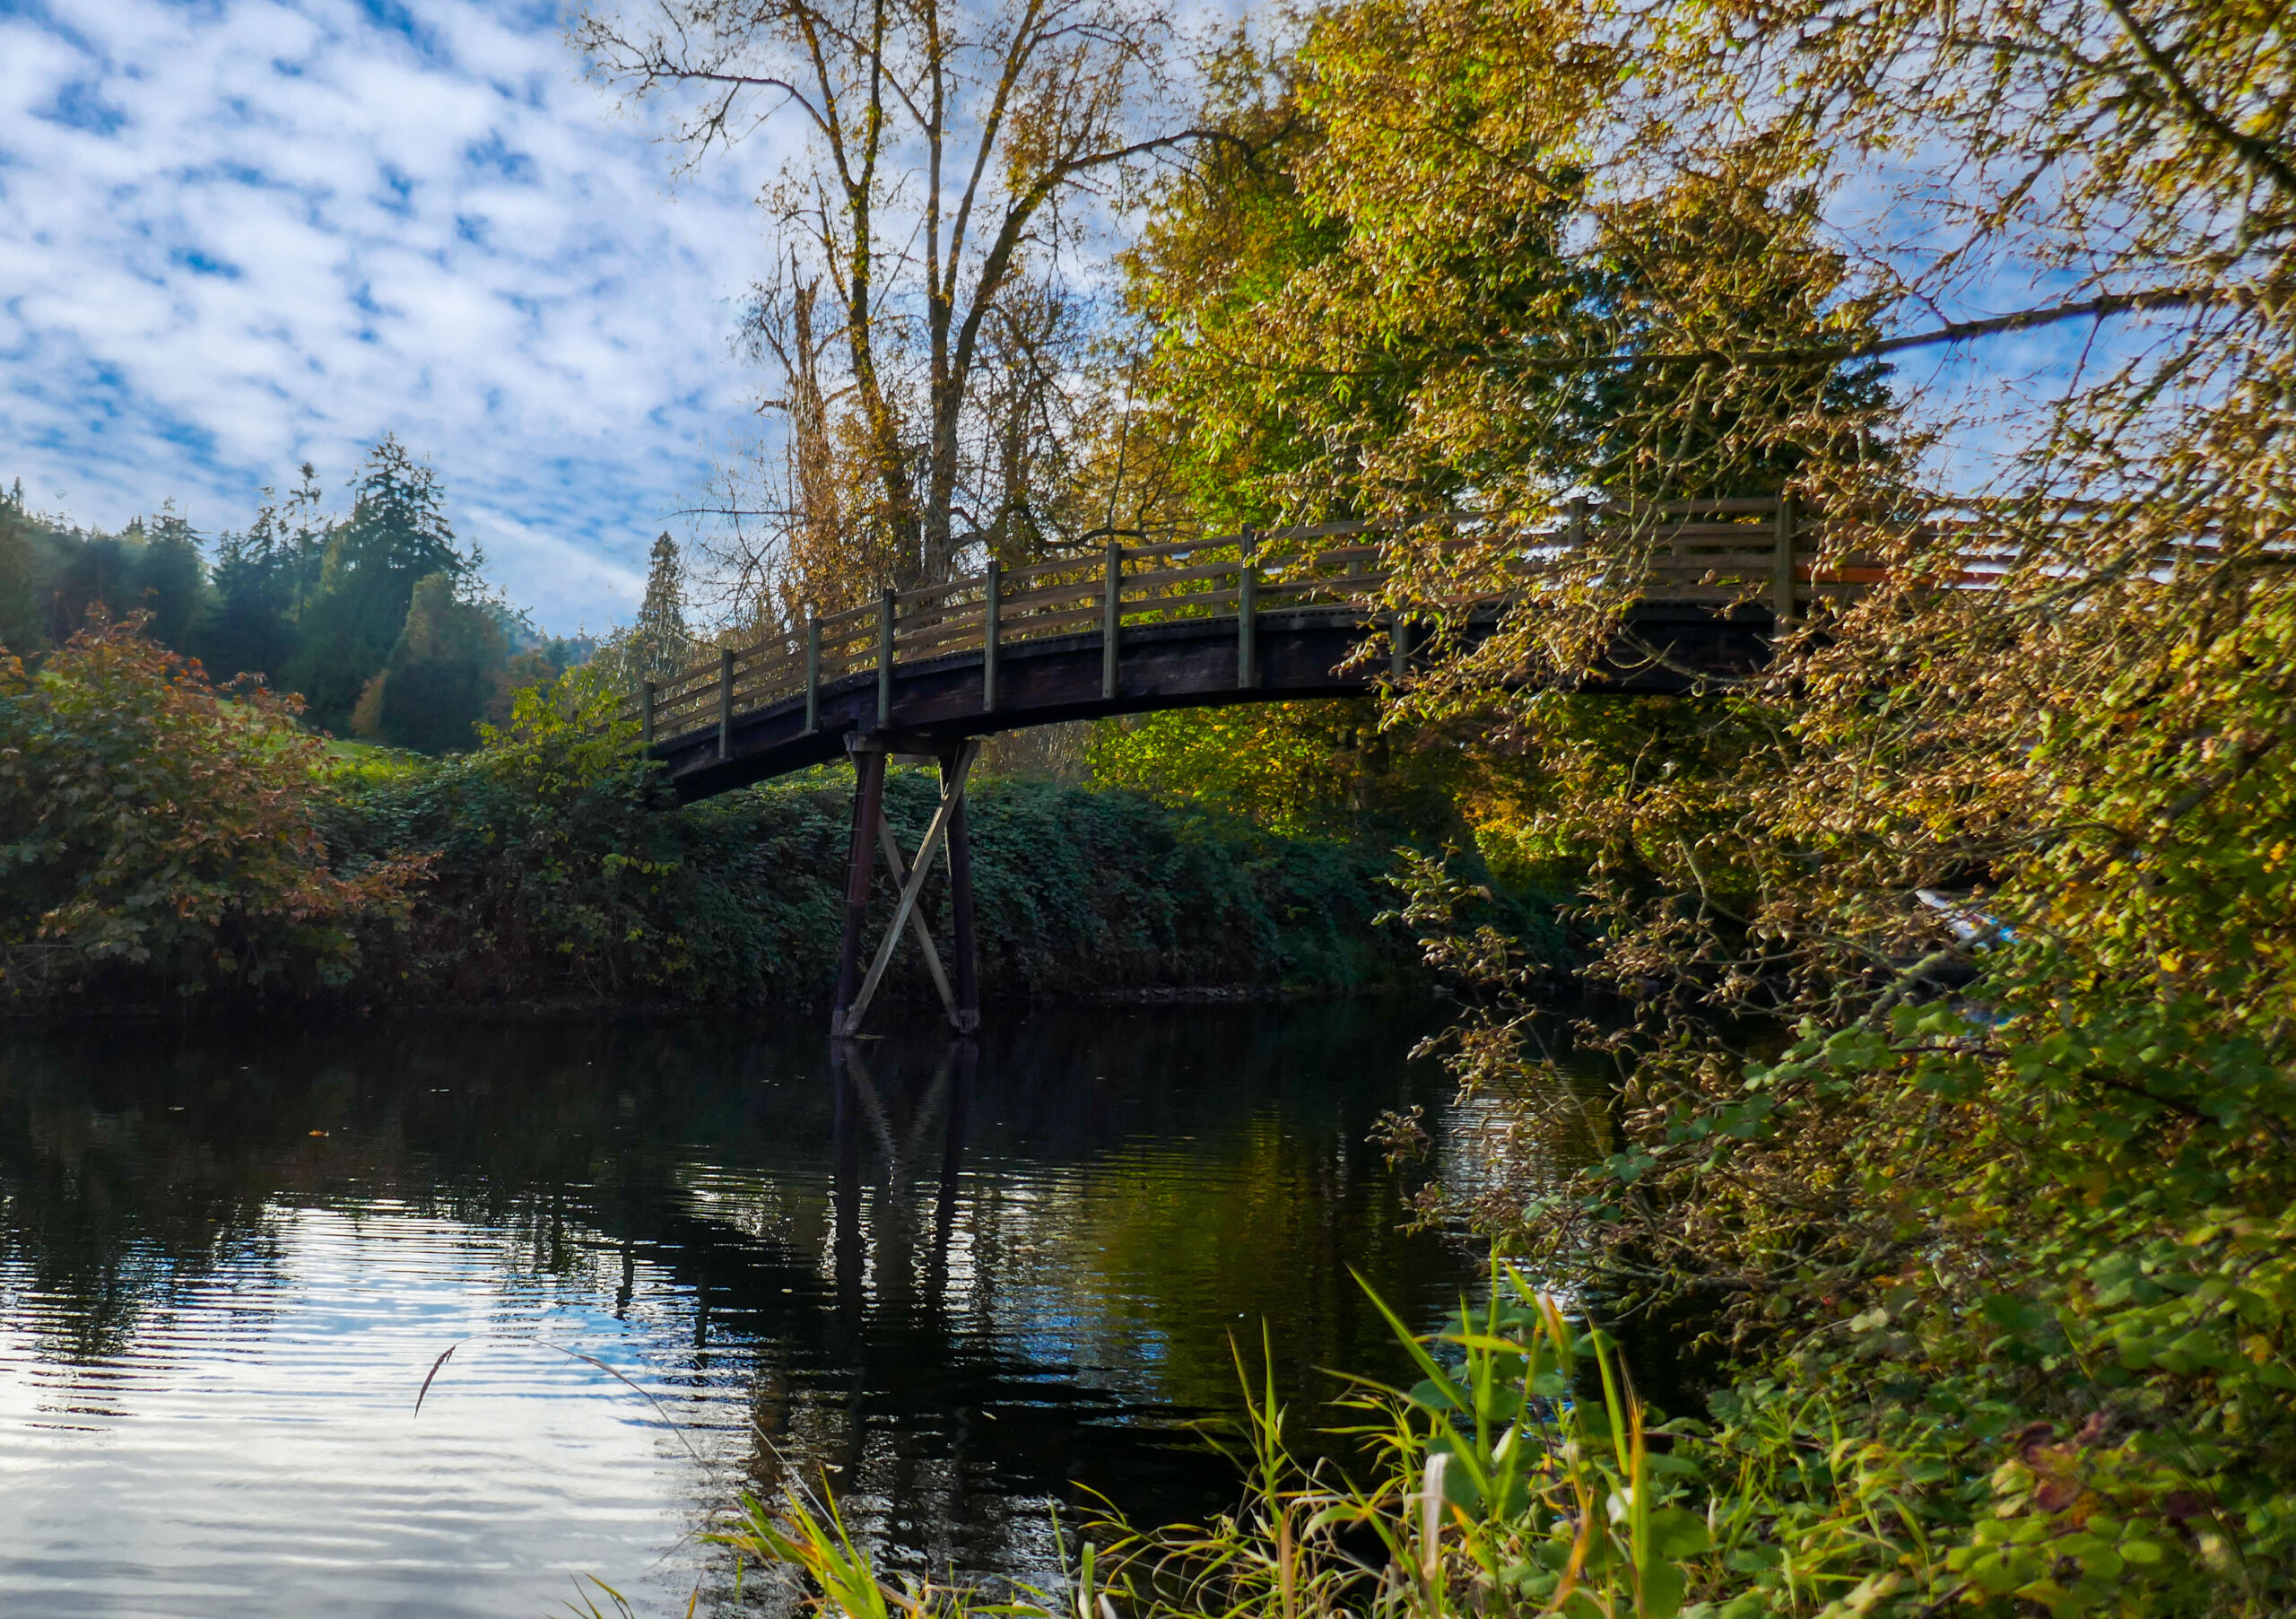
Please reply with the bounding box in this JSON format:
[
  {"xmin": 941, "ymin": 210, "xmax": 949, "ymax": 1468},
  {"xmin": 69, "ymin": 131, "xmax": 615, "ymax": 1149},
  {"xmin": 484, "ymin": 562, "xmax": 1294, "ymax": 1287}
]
[{"xmin": 624, "ymin": 497, "xmax": 1836, "ymax": 1038}]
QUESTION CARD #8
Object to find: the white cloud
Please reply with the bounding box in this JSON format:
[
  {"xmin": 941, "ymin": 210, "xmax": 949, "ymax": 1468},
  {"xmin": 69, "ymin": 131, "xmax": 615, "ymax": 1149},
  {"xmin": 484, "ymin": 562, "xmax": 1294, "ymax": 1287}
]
[{"xmin": 0, "ymin": 0, "xmax": 770, "ymax": 631}]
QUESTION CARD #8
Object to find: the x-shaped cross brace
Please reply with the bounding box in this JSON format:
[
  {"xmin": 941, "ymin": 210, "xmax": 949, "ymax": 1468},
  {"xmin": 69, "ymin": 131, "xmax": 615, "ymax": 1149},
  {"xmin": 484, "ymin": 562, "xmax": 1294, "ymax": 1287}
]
[
  {"xmin": 834, "ymin": 740, "xmax": 979, "ymax": 1039},
  {"xmin": 834, "ymin": 1041, "xmax": 956, "ymax": 1190}
]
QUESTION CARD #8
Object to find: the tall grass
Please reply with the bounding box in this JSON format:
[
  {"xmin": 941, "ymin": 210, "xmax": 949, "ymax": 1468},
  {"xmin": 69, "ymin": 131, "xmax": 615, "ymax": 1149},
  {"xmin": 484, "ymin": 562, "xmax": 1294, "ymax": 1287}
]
[{"xmin": 700, "ymin": 1264, "xmax": 1727, "ymax": 1619}]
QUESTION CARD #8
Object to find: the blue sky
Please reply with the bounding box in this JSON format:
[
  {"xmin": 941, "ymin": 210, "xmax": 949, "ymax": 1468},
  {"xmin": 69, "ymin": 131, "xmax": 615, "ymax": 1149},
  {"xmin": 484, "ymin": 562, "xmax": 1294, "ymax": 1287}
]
[{"xmin": 1, "ymin": 0, "xmax": 761, "ymax": 632}]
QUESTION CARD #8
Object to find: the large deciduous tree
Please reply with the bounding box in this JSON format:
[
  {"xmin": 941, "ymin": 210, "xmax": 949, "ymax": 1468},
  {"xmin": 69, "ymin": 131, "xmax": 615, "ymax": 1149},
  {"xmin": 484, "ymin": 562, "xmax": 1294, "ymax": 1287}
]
[
  {"xmin": 1183, "ymin": 0, "xmax": 2296, "ymax": 1601},
  {"xmin": 1126, "ymin": 7, "xmax": 1897, "ymax": 689},
  {"xmin": 577, "ymin": 0, "xmax": 1207, "ymax": 625},
  {"xmin": 999, "ymin": 0, "xmax": 2296, "ymax": 1599}
]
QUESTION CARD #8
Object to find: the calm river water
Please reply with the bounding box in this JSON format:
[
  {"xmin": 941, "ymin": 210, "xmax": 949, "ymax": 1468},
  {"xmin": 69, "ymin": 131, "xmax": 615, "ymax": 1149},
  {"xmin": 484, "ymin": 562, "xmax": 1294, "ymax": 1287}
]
[{"xmin": 0, "ymin": 1001, "xmax": 1535, "ymax": 1617}]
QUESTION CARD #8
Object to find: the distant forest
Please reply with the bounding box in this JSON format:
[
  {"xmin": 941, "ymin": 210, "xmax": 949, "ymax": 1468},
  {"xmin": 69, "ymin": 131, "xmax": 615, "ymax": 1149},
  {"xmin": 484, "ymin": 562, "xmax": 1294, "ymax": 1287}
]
[{"xmin": 0, "ymin": 439, "xmax": 606, "ymax": 753}]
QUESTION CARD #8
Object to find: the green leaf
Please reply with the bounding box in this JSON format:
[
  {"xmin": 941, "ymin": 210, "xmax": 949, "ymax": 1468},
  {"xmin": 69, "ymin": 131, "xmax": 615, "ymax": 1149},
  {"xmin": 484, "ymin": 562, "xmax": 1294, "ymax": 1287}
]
[
  {"xmin": 1636, "ymin": 1554, "xmax": 1687, "ymax": 1619},
  {"xmin": 1646, "ymin": 1506, "xmax": 1710, "ymax": 1559}
]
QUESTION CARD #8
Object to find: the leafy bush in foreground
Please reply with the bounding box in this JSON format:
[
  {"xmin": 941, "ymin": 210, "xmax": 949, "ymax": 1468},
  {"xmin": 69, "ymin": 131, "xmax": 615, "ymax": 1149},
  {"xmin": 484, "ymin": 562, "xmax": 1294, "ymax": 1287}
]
[{"xmin": 0, "ymin": 618, "xmax": 422, "ymax": 1002}]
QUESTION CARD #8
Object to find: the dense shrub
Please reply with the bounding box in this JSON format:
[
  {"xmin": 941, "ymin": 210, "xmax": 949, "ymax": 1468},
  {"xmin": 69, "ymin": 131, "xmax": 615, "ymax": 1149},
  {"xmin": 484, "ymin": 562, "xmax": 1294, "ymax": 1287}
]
[{"xmin": 0, "ymin": 619, "xmax": 422, "ymax": 1003}]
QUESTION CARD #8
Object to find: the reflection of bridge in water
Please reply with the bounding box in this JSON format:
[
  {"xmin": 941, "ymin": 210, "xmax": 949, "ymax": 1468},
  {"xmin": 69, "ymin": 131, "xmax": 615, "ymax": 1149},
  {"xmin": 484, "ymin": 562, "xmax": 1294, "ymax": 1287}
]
[
  {"xmin": 585, "ymin": 1038, "xmax": 1252, "ymax": 1575},
  {"xmin": 540, "ymin": 1010, "xmax": 1468, "ymax": 1578},
  {"xmin": 627, "ymin": 499, "xmax": 1839, "ymax": 1036}
]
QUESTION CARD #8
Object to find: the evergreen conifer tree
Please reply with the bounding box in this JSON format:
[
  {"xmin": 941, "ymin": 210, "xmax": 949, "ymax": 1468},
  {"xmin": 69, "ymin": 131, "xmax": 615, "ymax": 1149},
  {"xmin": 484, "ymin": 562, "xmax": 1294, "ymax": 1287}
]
[
  {"xmin": 352, "ymin": 570, "xmax": 509, "ymax": 753},
  {"xmin": 283, "ymin": 462, "xmax": 334, "ymax": 614},
  {"xmin": 286, "ymin": 438, "xmax": 473, "ymax": 730},
  {"xmin": 622, "ymin": 532, "xmax": 694, "ymax": 686},
  {"xmin": 199, "ymin": 495, "xmax": 301, "ymax": 683},
  {"xmin": 0, "ymin": 480, "xmax": 38, "ymax": 650},
  {"xmin": 46, "ymin": 523, "xmax": 143, "ymax": 645},
  {"xmin": 139, "ymin": 503, "xmax": 207, "ymax": 650}
]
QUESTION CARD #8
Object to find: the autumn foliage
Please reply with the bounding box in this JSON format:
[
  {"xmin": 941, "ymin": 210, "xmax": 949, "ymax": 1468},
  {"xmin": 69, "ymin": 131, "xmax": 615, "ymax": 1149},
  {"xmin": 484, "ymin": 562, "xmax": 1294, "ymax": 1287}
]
[{"xmin": 0, "ymin": 617, "xmax": 423, "ymax": 1000}]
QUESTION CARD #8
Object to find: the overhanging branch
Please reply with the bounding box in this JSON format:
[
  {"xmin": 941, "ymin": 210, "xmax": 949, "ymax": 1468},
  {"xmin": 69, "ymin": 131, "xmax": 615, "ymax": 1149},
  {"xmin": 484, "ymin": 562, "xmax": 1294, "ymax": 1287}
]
[
  {"xmin": 1217, "ymin": 283, "xmax": 2266, "ymax": 382},
  {"xmin": 1730, "ymin": 284, "xmax": 2257, "ymax": 366},
  {"xmin": 1509, "ymin": 285, "xmax": 2258, "ymax": 372}
]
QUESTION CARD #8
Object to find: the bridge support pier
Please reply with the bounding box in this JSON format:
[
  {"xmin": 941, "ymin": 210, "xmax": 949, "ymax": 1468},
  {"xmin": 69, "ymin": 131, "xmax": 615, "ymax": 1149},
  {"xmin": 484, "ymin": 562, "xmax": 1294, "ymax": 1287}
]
[
  {"xmin": 829, "ymin": 732, "xmax": 982, "ymax": 1040},
  {"xmin": 830, "ymin": 744, "xmax": 887, "ymax": 1033},
  {"xmin": 943, "ymin": 744, "xmax": 980, "ymax": 1028}
]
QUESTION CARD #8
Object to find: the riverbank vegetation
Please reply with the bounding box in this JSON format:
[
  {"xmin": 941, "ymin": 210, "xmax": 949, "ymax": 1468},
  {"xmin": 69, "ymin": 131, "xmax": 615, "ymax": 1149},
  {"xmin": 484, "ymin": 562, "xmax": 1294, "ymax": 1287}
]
[{"xmin": 0, "ymin": 621, "xmax": 1431, "ymax": 1013}]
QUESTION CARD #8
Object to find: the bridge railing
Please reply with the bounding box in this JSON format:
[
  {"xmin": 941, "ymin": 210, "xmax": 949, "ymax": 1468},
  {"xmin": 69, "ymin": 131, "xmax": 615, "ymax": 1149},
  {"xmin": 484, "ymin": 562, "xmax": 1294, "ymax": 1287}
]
[{"xmin": 625, "ymin": 495, "xmax": 1837, "ymax": 748}]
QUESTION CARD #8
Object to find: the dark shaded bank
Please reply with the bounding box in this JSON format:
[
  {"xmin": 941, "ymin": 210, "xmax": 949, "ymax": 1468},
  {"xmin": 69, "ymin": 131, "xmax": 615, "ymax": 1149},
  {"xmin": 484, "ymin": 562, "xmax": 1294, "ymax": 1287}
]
[{"xmin": 317, "ymin": 763, "xmax": 1442, "ymax": 1016}]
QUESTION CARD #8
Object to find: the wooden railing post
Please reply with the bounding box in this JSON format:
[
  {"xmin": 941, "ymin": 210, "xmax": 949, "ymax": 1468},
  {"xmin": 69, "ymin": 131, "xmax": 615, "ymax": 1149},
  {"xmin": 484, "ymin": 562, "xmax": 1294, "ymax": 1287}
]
[
  {"xmin": 1101, "ymin": 539, "xmax": 1122, "ymax": 700},
  {"xmin": 1772, "ymin": 493, "xmax": 1799, "ymax": 630},
  {"xmin": 981, "ymin": 560, "xmax": 1001, "ymax": 713},
  {"xmin": 1237, "ymin": 526, "xmax": 1259, "ymax": 690},
  {"xmin": 639, "ymin": 678, "xmax": 656, "ymax": 745},
  {"xmin": 1390, "ymin": 611, "xmax": 1411, "ymax": 684},
  {"xmin": 875, "ymin": 588, "xmax": 895, "ymax": 728},
  {"xmin": 804, "ymin": 616, "xmax": 822, "ymax": 734},
  {"xmin": 718, "ymin": 647, "xmax": 735, "ymax": 760}
]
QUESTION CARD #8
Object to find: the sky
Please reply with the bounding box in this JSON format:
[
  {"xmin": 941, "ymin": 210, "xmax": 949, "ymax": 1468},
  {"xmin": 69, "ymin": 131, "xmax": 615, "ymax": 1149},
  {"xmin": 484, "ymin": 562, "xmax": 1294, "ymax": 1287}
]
[
  {"xmin": 1, "ymin": 0, "xmax": 764, "ymax": 633},
  {"xmin": 0, "ymin": 0, "xmax": 2159, "ymax": 636}
]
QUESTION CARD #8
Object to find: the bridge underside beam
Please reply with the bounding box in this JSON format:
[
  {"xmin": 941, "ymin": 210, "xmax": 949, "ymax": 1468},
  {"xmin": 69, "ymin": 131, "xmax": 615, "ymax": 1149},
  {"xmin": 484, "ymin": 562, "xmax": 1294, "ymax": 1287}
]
[{"xmin": 657, "ymin": 603, "xmax": 1780, "ymax": 804}]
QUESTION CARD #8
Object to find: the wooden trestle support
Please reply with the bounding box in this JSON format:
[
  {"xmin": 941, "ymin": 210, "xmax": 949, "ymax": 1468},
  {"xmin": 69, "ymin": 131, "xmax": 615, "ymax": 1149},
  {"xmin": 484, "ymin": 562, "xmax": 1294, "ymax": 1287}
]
[{"xmin": 830, "ymin": 731, "xmax": 982, "ymax": 1040}]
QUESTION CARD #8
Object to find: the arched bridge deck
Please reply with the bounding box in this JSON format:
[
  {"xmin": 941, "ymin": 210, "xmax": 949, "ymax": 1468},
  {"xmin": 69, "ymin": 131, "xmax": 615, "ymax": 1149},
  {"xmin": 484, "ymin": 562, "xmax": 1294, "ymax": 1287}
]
[
  {"xmin": 635, "ymin": 496, "xmax": 1837, "ymax": 803},
  {"xmin": 647, "ymin": 598, "xmax": 1779, "ymax": 802}
]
